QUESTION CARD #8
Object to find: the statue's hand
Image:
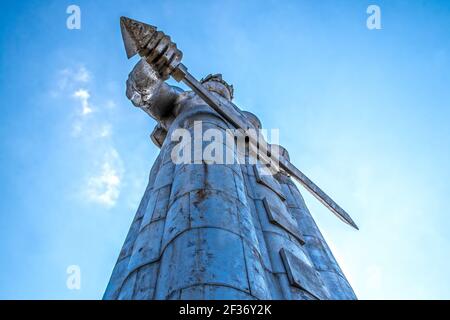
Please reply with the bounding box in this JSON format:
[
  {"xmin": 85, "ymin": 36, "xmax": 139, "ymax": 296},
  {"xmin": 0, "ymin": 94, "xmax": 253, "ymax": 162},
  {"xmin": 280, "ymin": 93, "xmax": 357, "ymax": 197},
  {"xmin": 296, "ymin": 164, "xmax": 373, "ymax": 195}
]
[
  {"xmin": 126, "ymin": 59, "xmax": 162, "ymax": 107},
  {"xmin": 126, "ymin": 59, "xmax": 181, "ymax": 119},
  {"xmin": 143, "ymin": 31, "xmax": 183, "ymax": 80}
]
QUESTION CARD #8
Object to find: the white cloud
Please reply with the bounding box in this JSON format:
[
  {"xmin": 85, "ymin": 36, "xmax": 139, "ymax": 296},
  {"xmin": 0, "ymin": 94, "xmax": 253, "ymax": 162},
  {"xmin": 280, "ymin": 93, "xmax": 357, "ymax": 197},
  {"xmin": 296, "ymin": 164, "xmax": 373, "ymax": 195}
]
[
  {"xmin": 56, "ymin": 65, "xmax": 91, "ymax": 93},
  {"xmin": 98, "ymin": 124, "xmax": 112, "ymax": 138},
  {"xmin": 53, "ymin": 65, "xmax": 124, "ymax": 208},
  {"xmin": 74, "ymin": 66, "xmax": 91, "ymax": 83},
  {"xmin": 85, "ymin": 150, "xmax": 122, "ymax": 208},
  {"xmin": 73, "ymin": 89, "xmax": 93, "ymax": 115}
]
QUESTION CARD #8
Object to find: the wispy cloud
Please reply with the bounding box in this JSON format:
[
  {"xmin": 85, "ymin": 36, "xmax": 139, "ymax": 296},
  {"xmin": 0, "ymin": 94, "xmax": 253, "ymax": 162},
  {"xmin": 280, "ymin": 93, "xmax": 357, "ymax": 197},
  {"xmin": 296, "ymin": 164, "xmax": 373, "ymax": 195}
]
[
  {"xmin": 73, "ymin": 66, "xmax": 91, "ymax": 83},
  {"xmin": 85, "ymin": 149, "xmax": 123, "ymax": 207},
  {"xmin": 73, "ymin": 89, "xmax": 93, "ymax": 115},
  {"xmin": 57, "ymin": 66, "xmax": 91, "ymax": 92},
  {"xmin": 52, "ymin": 65, "xmax": 124, "ymax": 208},
  {"xmin": 99, "ymin": 124, "xmax": 112, "ymax": 138}
]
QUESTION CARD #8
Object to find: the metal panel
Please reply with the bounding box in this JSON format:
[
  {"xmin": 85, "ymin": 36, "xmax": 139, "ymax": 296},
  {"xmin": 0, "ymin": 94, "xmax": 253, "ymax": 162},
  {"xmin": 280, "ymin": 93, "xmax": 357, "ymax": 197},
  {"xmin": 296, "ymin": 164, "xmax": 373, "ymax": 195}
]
[
  {"xmin": 279, "ymin": 248, "xmax": 329, "ymax": 300},
  {"xmin": 263, "ymin": 197, "xmax": 305, "ymax": 245},
  {"xmin": 253, "ymin": 165, "xmax": 286, "ymax": 201}
]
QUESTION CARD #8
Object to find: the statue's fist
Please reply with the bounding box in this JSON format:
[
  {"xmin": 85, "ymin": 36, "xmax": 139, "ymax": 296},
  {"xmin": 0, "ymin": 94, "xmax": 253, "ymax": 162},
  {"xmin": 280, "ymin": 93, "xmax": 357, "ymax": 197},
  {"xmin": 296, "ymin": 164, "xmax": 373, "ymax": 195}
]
[
  {"xmin": 126, "ymin": 60, "xmax": 160, "ymax": 107},
  {"xmin": 144, "ymin": 31, "xmax": 182, "ymax": 80}
]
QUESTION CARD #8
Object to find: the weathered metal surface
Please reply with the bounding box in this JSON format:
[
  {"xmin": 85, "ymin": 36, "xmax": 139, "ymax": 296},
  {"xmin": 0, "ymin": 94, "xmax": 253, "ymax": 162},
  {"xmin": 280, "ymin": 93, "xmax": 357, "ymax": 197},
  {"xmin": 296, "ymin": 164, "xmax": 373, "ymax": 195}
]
[
  {"xmin": 155, "ymin": 228, "xmax": 249, "ymax": 299},
  {"xmin": 263, "ymin": 197, "xmax": 305, "ymax": 245},
  {"xmin": 254, "ymin": 165, "xmax": 286, "ymax": 201},
  {"xmin": 279, "ymin": 248, "xmax": 329, "ymax": 300},
  {"xmin": 279, "ymin": 173, "xmax": 357, "ymax": 299}
]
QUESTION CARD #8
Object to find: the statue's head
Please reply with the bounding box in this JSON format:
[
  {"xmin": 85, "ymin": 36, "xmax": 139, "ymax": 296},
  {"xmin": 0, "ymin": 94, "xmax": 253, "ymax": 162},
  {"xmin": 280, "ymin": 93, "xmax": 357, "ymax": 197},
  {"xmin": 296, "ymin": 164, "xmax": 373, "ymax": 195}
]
[{"xmin": 201, "ymin": 74, "xmax": 234, "ymax": 101}]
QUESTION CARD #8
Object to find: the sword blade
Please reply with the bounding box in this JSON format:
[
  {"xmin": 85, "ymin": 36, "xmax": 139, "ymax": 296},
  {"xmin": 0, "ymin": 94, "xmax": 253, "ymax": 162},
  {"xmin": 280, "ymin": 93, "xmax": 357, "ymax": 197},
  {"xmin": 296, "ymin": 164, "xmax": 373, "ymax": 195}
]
[
  {"xmin": 279, "ymin": 159, "xmax": 359, "ymax": 230},
  {"xmin": 176, "ymin": 64, "xmax": 359, "ymax": 230}
]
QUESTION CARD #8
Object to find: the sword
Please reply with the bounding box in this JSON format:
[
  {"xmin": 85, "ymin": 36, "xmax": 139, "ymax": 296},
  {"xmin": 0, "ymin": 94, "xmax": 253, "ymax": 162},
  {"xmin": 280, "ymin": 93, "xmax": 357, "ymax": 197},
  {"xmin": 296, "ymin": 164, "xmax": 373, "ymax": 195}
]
[{"xmin": 120, "ymin": 17, "xmax": 359, "ymax": 230}]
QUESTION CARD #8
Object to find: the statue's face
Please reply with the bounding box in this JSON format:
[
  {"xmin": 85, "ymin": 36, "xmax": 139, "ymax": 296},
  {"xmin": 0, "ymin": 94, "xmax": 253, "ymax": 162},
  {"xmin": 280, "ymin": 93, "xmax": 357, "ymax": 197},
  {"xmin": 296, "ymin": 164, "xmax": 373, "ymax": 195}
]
[{"xmin": 202, "ymin": 80, "xmax": 233, "ymax": 101}]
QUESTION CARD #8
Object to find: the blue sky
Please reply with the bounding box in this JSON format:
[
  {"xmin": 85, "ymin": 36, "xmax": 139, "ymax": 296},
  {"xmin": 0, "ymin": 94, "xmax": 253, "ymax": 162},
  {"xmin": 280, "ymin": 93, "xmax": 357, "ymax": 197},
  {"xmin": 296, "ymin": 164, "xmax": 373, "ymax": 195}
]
[{"xmin": 0, "ymin": 0, "xmax": 449, "ymax": 299}]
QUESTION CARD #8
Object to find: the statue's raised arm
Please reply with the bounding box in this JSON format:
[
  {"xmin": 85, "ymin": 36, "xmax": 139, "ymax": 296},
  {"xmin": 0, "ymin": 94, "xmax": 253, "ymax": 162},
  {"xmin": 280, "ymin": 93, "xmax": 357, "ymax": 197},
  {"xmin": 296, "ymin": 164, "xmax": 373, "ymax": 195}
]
[{"xmin": 126, "ymin": 59, "xmax": 182, "ymax": 122}]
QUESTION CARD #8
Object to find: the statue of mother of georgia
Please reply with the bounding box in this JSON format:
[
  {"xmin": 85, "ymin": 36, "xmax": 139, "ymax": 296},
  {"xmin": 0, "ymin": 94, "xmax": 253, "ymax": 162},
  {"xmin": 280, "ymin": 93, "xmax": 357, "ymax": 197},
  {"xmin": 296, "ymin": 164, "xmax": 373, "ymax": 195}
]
[{"xmin": 103, "ymin": 19, "xmax": 356, "ymax": 300}]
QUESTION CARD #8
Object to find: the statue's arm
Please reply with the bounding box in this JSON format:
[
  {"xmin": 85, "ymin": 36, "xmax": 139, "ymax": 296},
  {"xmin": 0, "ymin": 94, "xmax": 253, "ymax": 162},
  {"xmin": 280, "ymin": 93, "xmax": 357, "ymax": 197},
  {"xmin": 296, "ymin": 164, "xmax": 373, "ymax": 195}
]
[{"xmin": 126, "ymin": 59, "xmax": 183, "ymax": 121}]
